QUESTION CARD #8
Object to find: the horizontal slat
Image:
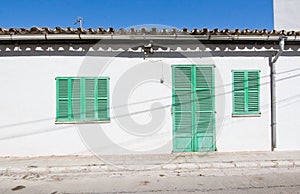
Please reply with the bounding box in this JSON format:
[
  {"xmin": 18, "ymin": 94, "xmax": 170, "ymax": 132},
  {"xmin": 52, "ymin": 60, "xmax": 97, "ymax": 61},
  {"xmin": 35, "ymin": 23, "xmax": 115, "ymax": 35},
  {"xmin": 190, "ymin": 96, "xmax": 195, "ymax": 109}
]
[
  {"xmin": 174, "ymin": 112, "xmax": 192, "ymax": 134},
  {"xmin": 174, "ymin": 90, "xmax": 192, "ymax": 111},
  {"xmin": 86, "ymin": 99, "xmax": 95, "ymax": 119},
  {"xmin": 195, "ymin": 66, "xmax": 212, "ymax": 88},
  {"xmin": 195, "ymin": 112, "xmax": 214, "ymax": 133},
  {"xmin": 174, "ymin": 67, "xmax": 192, "ymax": 88},
  {"xmin": 71, "ymin": 99, "xmax": 81, "ymax": 119},
  {"xmin": 248, "ymin": 91, "xmax": 259, "ymax": 112},
  {"xmin": 98, "ymin": 99, "xmax": 108, "ymax": 120},
  {"xmin": 98, "ymin": 79, "xmax": 108, "ymax": 98},
  {"xmin": 58, "ymin": 79, "xmax": 68, "ymax": 99},
  {"xmin": 195, "ymin": 89, "xmax": 213, "ymax": 111},
  {"xmin": 233, "ymin": 91, "xmax": 245, "ymax": 113},
  {"xmin": 233, "ymin": 71, "xmax": 245, "ymax": 91},
  {"xmin": 70, "ymin": 79, "xmax": 81, "ymax": 98},
  {"xmin": 58, "ymin": 100, "xmax": 68, "ymax": 119},
  {"xmin": 248, "ymin": 71, "xmax": 259, "ymax": 91},
  {"xmin": 85, "ymin": 79, "xmax": 95, "ymax": 98}
]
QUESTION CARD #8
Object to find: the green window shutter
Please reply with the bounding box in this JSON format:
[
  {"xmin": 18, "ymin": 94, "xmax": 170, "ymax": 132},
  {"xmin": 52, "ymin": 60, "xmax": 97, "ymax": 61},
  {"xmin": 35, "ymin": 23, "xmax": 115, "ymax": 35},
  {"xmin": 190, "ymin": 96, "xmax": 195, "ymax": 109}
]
[
  {"xmin": 247, "ymin": 71, "xmax": 260, "ymax": 113},
  {"xmin": 85, "ymin": 78, "xmax": 96, "ymax": 120},
  {"xmin": 56, "ymin": 77, "xmax": 110, "ymax": 122},
  {"xmin": 232, "ymin": 70, "xmax": 260, "ymax": 115},
  {"xmin": 233, "ymin": 71, "xmax": 246, "ymax": 114},
  {"xmin": 70, "ymin": 78, "xmax": 81, "ymax": 120},
  {"xmin": 97, "ymin": 78, "xmax": 110, "ymax": 121},
  {"xmin": 57, "ymin": 78, "xmax": 69, "ymax": 120}
]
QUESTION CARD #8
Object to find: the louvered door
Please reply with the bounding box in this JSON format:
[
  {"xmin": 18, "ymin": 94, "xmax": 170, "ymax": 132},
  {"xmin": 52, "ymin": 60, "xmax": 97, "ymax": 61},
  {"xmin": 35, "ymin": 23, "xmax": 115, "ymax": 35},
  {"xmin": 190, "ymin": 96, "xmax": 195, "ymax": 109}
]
[
  {"xmin": 194, "ymin": 66, "xmax": 215, "ymax": 151},
  {"xmin": 173, "ymin": 66, "xmax": 193, "ymax": 151},
  {"xmin": 172, "ymin": 65, "xmax": 215, "ymax": 152}
]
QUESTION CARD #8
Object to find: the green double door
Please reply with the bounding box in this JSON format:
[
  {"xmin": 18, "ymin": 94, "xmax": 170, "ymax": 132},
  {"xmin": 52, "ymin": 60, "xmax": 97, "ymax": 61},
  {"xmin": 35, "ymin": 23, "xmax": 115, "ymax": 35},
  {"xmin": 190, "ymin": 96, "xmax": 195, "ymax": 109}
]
[{"xmin": 172, "ymin": 65, "xmax": 216, "ymax": 152}]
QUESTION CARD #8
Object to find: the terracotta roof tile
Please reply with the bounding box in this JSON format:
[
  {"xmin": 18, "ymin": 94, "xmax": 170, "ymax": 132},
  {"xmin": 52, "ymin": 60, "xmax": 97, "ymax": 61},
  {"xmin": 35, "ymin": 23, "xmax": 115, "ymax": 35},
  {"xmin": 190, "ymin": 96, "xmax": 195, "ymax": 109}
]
[{"xmin": 0, "ymin": 27, "xmax": 298, "ymax": 36}]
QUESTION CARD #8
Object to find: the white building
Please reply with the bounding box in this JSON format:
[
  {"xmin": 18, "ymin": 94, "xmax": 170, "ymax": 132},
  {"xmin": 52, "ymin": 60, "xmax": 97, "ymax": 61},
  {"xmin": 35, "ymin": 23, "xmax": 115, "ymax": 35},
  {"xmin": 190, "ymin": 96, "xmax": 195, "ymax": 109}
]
[
  {"xmin": 274, "ymin": 0, "xmax": 300, "ymax": 30},
  {"xmin": 0, "ymin": 26, "xmax": 299, "ymax": 156},
  {"xmin": 1, "ymin": 1, "xmax": 300, "ymax": 156}
]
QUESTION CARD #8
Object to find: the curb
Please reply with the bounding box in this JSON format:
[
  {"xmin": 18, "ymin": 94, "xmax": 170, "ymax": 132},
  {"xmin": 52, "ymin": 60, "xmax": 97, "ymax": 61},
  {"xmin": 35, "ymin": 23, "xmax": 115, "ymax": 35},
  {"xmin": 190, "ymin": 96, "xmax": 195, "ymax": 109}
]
[{"xmin": 1, "ymin": 160, "xmax": 300, "ymax": 175}]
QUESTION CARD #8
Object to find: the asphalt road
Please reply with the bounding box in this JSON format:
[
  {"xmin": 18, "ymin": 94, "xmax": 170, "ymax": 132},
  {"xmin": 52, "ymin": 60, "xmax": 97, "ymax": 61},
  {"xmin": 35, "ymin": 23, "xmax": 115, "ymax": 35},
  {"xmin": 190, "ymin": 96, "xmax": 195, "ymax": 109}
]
[{"xmin": 1, "ymin": 168, "xmax": 300, "ymax": 194}]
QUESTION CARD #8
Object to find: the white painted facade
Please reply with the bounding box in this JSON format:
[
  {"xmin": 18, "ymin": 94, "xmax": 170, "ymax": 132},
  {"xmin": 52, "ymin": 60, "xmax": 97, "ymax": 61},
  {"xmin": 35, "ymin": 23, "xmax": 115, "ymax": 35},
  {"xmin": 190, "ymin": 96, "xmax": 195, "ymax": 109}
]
[
  {"xmin": 0, "ymin": 49, "xmax": 298, "ymax": 156},
  {"xmin": 276, "ymin": 56, "xmax": 300, "ymax": 150},
  {"xmin": 274, "ymin": 0, "xmax": 300, "ymax": 30},
  {"xmin": 1, "ymin": 0, "xmax": 300, "ymax": 156}
]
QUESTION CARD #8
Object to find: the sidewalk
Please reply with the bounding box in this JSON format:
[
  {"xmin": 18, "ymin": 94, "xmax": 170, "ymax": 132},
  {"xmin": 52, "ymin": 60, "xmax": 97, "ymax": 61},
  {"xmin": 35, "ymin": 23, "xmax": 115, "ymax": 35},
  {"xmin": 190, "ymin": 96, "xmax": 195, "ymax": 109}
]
[{"xmin": 1, "ymin": 151, "xmax": 300, "ymax": 175}]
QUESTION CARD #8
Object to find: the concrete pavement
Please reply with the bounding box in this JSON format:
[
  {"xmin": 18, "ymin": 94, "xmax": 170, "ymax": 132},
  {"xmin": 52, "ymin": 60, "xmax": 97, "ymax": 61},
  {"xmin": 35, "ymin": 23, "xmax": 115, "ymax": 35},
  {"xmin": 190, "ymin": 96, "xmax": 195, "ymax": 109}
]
[
  {"xmin": 1, "ymin": 169, "xmax": 300, "ymax": 194},
  {"xmin": 0, "ymin": 151, "xmax": 300, "ymax": 175}
]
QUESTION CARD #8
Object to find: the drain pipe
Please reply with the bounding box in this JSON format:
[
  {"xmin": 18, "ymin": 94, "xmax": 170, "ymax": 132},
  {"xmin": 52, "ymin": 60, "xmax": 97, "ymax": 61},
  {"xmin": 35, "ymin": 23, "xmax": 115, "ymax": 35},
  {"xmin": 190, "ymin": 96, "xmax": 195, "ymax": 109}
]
[{"xmin": 270, "ymin": 37, "xmax": 286, "ymax": 151}]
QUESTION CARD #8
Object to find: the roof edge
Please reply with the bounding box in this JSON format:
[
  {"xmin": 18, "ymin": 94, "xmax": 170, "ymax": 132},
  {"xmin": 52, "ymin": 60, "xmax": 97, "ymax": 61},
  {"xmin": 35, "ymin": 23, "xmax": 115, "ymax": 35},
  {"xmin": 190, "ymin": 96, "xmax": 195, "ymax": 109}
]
[{"xmin": 0, "ymin": 27, "xmax": 299, "ymax": 36}]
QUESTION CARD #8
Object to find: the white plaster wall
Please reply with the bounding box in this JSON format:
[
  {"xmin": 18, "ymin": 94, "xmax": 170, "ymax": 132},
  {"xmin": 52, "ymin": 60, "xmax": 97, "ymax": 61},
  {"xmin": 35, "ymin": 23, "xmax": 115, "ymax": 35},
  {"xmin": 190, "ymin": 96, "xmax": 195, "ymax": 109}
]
[
  {"xmin": 0, "ymin": 56, "xmax": 175, "ymax": 156},
  {"xmin": 215, "ymin": 57, "xmax": 271, "ymax": 151},
  {"xmin": 0, "ymin": 57, "xmax": 88, "ymax": 156},
  {"xmin": 274, "ymin": 0, "xmax": 300, "ymax": 30},
  {"xmin": 0, "ymin": 55, "xmax": 275, "ymax": 156},
  {"xmin": 276, "ymin": 56, "xmax": 300, "ymax": 150}
]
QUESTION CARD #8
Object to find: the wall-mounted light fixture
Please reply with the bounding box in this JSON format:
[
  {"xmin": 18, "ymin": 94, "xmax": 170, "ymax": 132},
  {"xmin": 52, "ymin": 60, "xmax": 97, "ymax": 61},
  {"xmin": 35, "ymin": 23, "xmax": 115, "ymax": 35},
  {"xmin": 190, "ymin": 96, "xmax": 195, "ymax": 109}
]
[{"xmin": 143, "ymin": 43, "xmax": 154, "ymax": 59}]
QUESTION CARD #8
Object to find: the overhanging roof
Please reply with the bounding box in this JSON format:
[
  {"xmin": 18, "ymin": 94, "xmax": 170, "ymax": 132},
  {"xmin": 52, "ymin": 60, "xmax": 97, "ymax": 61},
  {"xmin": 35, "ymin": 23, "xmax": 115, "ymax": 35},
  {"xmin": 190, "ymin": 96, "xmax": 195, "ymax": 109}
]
[
  {"xmin": 0, "ymin": 27, "xmax": 298, "ymax": 36},
  {"xmin": 0, "ymin": 27, "xmax": 300, "ymax": 43}
]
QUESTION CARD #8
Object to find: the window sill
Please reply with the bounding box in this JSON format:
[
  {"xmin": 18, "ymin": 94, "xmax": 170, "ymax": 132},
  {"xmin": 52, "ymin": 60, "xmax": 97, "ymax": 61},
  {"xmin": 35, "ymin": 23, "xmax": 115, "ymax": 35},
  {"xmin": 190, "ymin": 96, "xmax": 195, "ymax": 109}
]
[
  {"xmin": 232, "ymin": 113, "xmax": 261, "ymax": 118},
  {"xmin": 55, "ymin": 120, "xmax": 111, "ymax": 124}
]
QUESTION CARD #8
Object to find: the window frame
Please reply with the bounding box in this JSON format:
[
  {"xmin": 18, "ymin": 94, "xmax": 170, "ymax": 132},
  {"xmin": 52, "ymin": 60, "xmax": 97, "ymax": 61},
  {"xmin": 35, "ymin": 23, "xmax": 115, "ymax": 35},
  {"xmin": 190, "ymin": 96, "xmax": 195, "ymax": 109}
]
[
  {"xmin": 55, "ymin": 77, "xmax": 110, "ymax": 123},
  {"xmin": 232, "ymin": 70, "xmax": 261, "ymax": 117}
]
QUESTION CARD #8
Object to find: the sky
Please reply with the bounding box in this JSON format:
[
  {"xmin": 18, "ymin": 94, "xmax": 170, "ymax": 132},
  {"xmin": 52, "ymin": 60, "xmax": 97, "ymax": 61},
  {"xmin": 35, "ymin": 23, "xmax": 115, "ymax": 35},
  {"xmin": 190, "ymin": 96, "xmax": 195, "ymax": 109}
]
[{"xmin": 0, "ymin": 0, "xmax": 274, "ymax": 30}]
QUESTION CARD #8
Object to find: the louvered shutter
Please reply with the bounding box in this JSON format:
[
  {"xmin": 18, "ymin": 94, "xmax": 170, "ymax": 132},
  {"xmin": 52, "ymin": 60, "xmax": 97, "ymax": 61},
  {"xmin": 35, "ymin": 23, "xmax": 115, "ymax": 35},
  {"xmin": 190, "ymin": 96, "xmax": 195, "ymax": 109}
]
[
  {"xmin": 173, "ymin": 66, "xmax": 193, "ymax": 152},
  {"xmin": 97, "ymin": 78, "xmax": 110, "ymax": 121},
  {"xmin": 56, "ymin": 77, "xmax": 110, "ymax": 122},
  {"xmin": 70, "ymin": 79, "xmax": 81, "ymax": 119},
  {"xmin": 57, "ymin": 78, "xmax": 69, "ymax": 120},
  {"xmin": 195, "ymin": 66, "xmax": 214, "ymax": 133},
  {"xmin": 233, "ymin": 71, "xmax": 246, "ymax": 114},
  {"xmin": 172, "ymin": 65, "xmax": 215, "ymax": 152},
  {"xmin": 85, "ymin": 78, "xmax": 96, "ymax": 120},
  {"xmin": 247, "ymin": 71, "xmax": 260, "ymax": 113},
  {"xmin": 232, "ymin": 70, "xmax": 260, "ymax": 115},
  {"xmin": 194, "ymin": 66, "xmax": 215, "ymax": 151}
]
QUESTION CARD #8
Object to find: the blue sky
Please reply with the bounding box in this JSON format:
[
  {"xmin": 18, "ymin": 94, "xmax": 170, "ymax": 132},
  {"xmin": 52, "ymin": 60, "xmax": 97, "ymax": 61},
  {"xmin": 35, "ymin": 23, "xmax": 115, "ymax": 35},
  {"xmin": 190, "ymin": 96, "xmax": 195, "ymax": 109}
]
[{"xmin": 0, "ymin": 0, "xmax": 273, "ymax": 30}]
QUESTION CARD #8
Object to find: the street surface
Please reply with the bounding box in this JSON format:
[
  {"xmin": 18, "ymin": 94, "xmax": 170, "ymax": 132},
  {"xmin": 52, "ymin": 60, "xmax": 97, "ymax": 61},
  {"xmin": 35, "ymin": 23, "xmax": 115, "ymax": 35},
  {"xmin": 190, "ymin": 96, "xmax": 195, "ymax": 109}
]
[{"xmin": 0, "ymin": 168, "xmax": 299, "ymax": 194}]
